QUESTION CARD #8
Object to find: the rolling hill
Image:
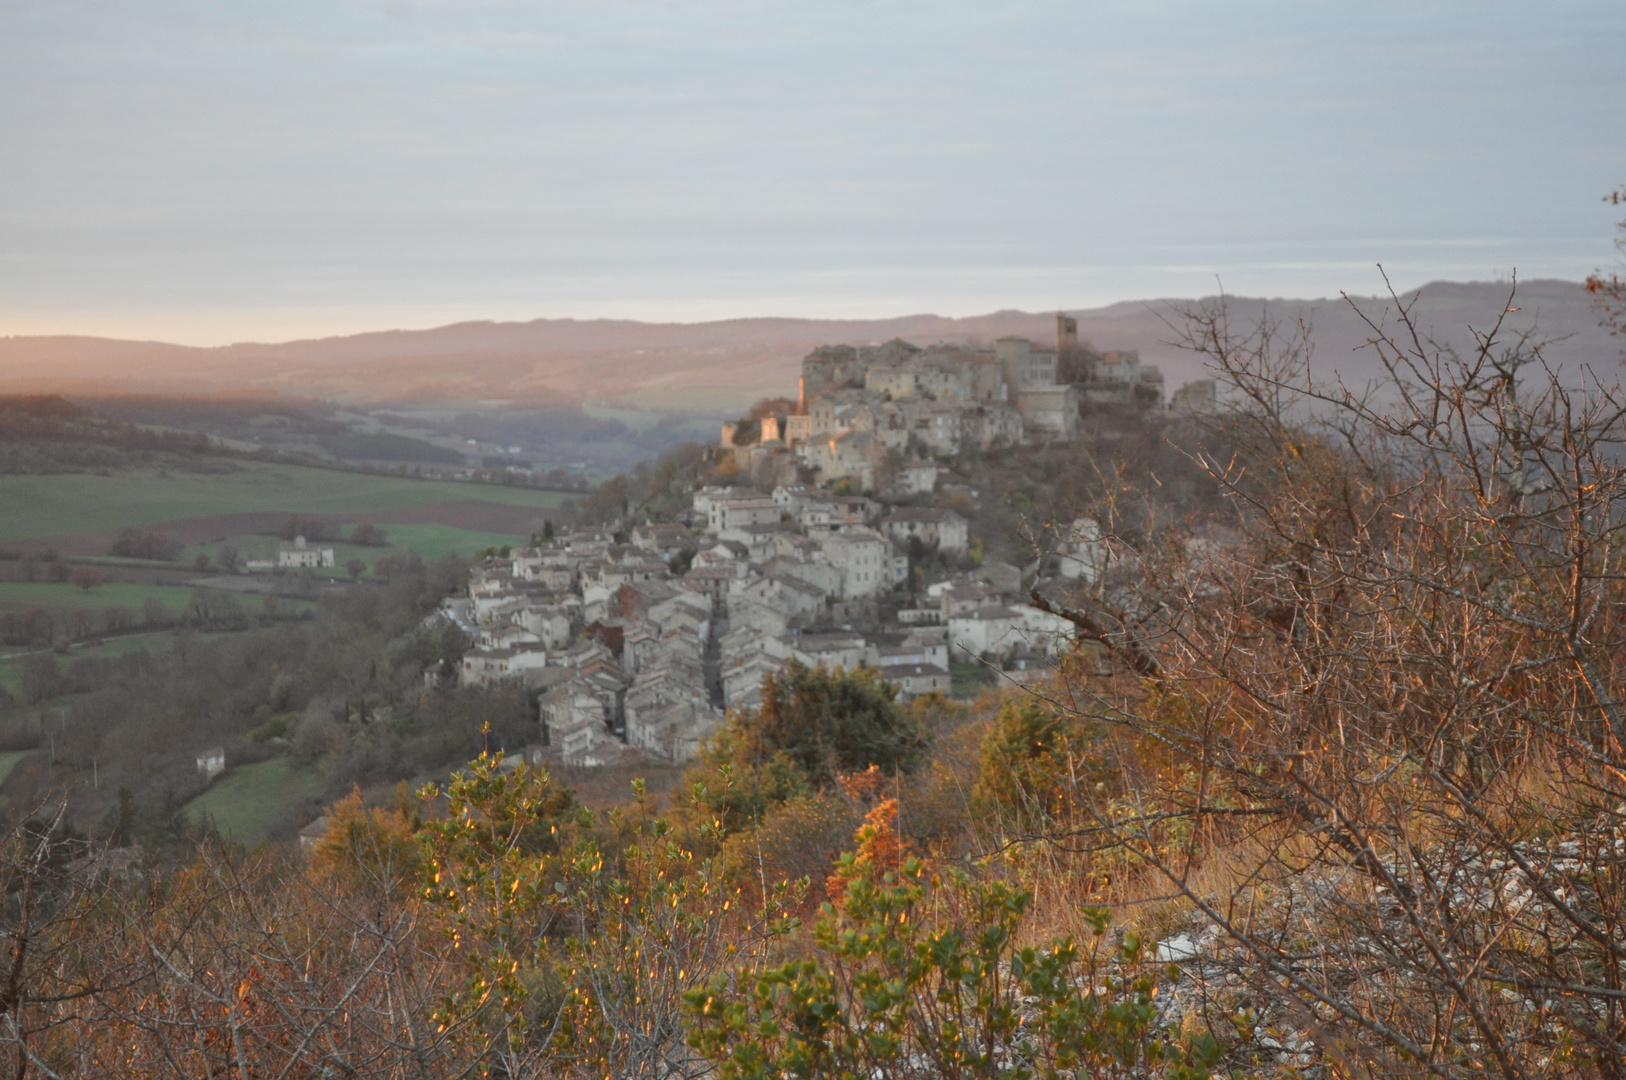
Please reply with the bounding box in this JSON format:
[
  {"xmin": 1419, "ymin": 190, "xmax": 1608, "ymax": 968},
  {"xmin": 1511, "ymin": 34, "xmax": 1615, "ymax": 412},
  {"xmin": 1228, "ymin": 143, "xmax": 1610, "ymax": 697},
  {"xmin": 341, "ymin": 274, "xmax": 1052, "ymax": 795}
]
[{"xmin": 0, "ymin": 279, "xmax": 1614, "ymax": 411}]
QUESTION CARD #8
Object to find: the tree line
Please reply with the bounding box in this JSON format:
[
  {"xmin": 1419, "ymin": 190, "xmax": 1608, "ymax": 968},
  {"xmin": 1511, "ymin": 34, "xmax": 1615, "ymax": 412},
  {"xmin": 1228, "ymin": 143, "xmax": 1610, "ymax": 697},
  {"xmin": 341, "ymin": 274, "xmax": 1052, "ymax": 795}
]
[{"xmin": 0, "ymin": 558, "xmax": 491, "ymax": 841}]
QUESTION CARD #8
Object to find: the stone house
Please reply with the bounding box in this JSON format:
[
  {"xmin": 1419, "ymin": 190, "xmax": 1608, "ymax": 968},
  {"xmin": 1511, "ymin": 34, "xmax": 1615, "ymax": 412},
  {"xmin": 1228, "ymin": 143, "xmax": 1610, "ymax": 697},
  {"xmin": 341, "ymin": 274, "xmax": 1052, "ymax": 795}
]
[
  {"xmin": 691, "ymin": 539, "xmax": 748, "ymax": 570},
  {"xmin": 461, "ymin": 645, "xmax": 550, "ymax": 687},
  {"xmin": 1084, "ymin": 351, "xmax": 1165, "ymax": 407},
  {"xmin": 879, "ymin": 662, "xmax": 952, "ymax": 700},
  {"xmin": 868, "ymin": 631, "xmax": 950, "ymax": 672},
  {"xmin": 694, "ymin": 487, "xmax": 780, "ymax": 531},
  {"xmin": 881, "ymin": 507, "xmax": 969, "ymax": 555},
  {"xmin": 994, "ymin": 338, "xmax": 1078, "ymax": 437},
  {"xmin": 948, "ymin": 606, "xmax": 1024, "ymax": 659},
  {"xmin": 800, "ymin": 343, "xmax": 871, "ymax": 399},
  {"xmin": 828, "ymin": 493, "xmax": 880, "ymax": 522},
  {"xmin": 298, "ymin": 816, "xmax": 329, "ymax": 853},
  {"xmin": 620, "ymin": 622, "xmax": 660, "ymax": 679},
  {"xmin": 728, "ymin": 573, "xmax": 825, "ymax": 624},
  {"xmin": 936, "ymin": 579, "xmax": 1004, "ymax": 618},
  {"xmin": 278, "ymin": 536, "xmax": 335, "ymax": 569},
  {"xmin": 479, "ymin": 624, "xmax": 543, "ymax": 651},
  {"xmin": 807, "ymin": 430, "xmax": 882, "ymax": 489},
  {"xmin": 1170, "ymin": 379, "xmax": 1217, "ymax": 414},
  {"xmin": 950, "ymin": 604, "xmax": 1074, "ymax": 660},
  {"xmin": 766, "ymin": 630, "xmax": 866, "ymax": 673},
  {"xmin": 625, "ymin": 699, "xmax": 718, "ymax": 765},
  {"xmin": 580, "ymin": 581, "xmax": 613, "ymax": 624},
  {"xmin": 514, "ymin": 600, "xmax": 576, "ymax": 648},
  {"xmin": 761, "ymin": 554, "xmax": 842, "ymax": 599},
  {"xmin": 903, "ymin": 401, "xmax": 964, "ymax": 456},
  {"xmin": 912, "ymin": 348, "xmax": 987, "ymax": 402},
  {"xmin": 1015, "ymin": 385, "xmax": 1079, "ymax": 437},
  {"xmin": 514, "ymin": 553, "xmax": 577, "ymax": 590},
  {"xmin": 631, "ymin": 522, "xmax": 694, "ymax": 557},
  {"xmin": 818, "ymin": 528, "xmax": 892, "ymax": 599},
  {"xmin": 772, "ymin": 484, "xmax": 824, "ymax": 513},
  {"xmin": 196, "ymin": 747, "xmax": 226, "ymax": 781},
  {"xmin": 647, "ymin": 590, "xmax": 712, "ymax": 637},
  {"xmin": 713, "ymin": 496, "xmax": 781, "ymax": 531},
  {"xmin": 611, "ymin": 579, "xmax": 679, "ymax": 620},
  {"xmin": 510, "ymin": 547, "xmax": 551, "ymax": 580},
  {"xmin": 717, "ymin": 523, "xmax": 789, "ymax": 563},
  {"xmin": 995, "ymin": 337, "xmax": 1058, "ymax": 393},
  {"xmin": 961, "ymin": 403, "xmax": 1026, "ymax": 448},
  {"xmin": 722, "ymin": 650, "xmax": 786, "ymax": 711},
  {"xmin": 539, "ymin": 679, "xmax": 612, "ymax": 765},
  {"xmin": 865, "ymin": 363, "xmax": 917, "ymax": 400},
  {"xmin": 890, "ymin": 461, "xmax": 938, "ymax": 497},
  {"xmin": 896, "ymin": 602, "xmax": 944, "ymax": 626},
  {"xmin": 1055, "ymin": 517, "xmax": 1137, "ymax": 582},
  {"xmin": 783, "ymin": 413, "xmax": 813, "ymax": 445},
  {"xmin": 682, "ymin": 566, "xmax": 739, "ymax": 613}
]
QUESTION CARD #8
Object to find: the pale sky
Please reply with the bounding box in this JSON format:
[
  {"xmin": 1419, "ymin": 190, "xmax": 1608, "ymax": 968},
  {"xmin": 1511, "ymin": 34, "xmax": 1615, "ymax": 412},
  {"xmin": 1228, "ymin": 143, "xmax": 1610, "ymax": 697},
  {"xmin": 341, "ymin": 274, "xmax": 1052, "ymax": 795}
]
[{"xmin": 2, "ymin": 1, "xmax": 1622, "ymax": 345}]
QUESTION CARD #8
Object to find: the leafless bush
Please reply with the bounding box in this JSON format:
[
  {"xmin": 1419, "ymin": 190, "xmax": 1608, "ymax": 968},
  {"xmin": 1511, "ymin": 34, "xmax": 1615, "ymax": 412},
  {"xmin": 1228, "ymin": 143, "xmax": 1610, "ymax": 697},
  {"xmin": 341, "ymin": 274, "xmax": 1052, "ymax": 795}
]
[
  {"xmin": 1031, "ymin": 275, "xmax": 1626, "ymax": 1077},
  {"xmin": 84, "ymin": 842, "xmax": 466, "ymax": 1078},
  {"xmin": 0, "ymin": 804, "xmax": 140, "ymax": 1077}
]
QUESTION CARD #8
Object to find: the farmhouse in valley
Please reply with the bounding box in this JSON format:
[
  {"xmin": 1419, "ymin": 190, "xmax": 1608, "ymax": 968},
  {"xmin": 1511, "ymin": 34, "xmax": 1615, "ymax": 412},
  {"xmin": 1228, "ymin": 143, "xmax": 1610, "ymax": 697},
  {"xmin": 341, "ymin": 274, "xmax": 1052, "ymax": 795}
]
[{"xmin": 278, "ymin": 535, "xmax": 336, "ymax": 568}]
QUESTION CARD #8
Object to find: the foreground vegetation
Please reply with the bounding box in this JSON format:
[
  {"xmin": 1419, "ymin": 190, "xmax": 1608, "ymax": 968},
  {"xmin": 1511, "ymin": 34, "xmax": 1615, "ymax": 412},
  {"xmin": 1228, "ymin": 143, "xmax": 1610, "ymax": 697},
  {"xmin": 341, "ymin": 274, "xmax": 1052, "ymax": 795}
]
[
  {"xmin": 0, "ymin": 683, "xmax": 1231, "ymax": 1080},
  {"xmin": 0, "ymin": 556, "xmax": 506, "ymax": 839},
  {"xmin": 0, "ymin": 270, "xmax": 1621, "ymax": 1077}
]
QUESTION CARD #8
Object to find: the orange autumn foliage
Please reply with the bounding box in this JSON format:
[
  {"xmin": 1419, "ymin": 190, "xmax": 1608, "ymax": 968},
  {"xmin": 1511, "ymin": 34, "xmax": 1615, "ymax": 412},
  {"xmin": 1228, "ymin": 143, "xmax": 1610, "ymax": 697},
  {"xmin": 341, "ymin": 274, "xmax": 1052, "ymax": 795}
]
[{"xmin": 825, "ymin": 798, "xmax": 918, "ymax": 901}]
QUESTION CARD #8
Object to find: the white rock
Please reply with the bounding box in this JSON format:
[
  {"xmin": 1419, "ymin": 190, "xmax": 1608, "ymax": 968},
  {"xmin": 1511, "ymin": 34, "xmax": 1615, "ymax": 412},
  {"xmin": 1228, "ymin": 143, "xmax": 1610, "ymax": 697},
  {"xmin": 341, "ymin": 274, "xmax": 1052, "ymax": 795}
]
[{"xmin": 1155, "ymin": 934, "xmax": 1201, "ymax": 963}]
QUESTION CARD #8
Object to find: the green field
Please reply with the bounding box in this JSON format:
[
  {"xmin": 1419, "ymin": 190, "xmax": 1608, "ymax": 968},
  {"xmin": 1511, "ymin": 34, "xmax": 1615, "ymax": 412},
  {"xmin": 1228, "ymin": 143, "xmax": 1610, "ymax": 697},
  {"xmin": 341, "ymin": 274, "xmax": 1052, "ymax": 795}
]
[
  {"xmin": 66, "ymin": 629, "xmax": 195, "ymax": 658},
  {"xmin": 0, "ymin": 628, "xmax": 264, "ymax": 695},
  {"xmin": 0, "ymin": 461, "xmax": 572, "ymax": 544},
  {"xmin": 0, "ymin": 581, "xmax": 200, "ymax": 615},
  {"xmin": 0, "ymin": 665, "xmax": 17, "ymax": 696},
  {"xmin": 185, "ymin": 757, "xmax": 324, "ymax": 845}
]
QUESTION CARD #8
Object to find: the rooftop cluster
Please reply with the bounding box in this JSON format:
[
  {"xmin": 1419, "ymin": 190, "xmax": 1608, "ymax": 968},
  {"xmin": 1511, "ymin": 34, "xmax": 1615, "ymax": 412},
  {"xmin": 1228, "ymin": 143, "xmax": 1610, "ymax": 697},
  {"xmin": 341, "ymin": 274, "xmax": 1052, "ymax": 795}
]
[
  {"xmin": 721, "ymin": 317, "xmax": 1212, "ymax": 494},
  {"xmin": 437, "ymin": 320, "xmax": 1237, "ymax": 769}
]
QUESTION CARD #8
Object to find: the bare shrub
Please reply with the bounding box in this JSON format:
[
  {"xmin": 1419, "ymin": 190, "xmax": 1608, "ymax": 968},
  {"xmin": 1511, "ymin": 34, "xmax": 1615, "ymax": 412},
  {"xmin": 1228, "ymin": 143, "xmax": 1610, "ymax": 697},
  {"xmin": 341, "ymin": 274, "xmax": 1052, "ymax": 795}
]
[{"xmin": 1027, "ymin": 276, "xmax": 1626, "ymax": 1076}]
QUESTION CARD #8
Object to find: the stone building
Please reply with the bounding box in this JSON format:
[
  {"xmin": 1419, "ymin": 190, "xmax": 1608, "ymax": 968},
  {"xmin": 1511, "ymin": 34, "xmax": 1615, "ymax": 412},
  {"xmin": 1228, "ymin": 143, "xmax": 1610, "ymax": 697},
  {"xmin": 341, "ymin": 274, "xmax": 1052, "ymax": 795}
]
[
  {"xmin": 278, "ymin": 535, "xmax": 335, "ymax": 568},
  {"xmin": 881, "ymin": 507, "xmax": 969, "ymax": 555}
]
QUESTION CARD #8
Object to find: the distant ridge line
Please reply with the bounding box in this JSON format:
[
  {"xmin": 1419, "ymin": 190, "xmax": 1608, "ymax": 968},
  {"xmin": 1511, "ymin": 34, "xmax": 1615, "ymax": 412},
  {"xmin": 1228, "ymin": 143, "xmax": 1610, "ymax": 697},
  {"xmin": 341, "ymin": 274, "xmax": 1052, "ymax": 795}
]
[{"xmin": 0, "ymin": 279, "xmax": 1607, "ymax": 411}]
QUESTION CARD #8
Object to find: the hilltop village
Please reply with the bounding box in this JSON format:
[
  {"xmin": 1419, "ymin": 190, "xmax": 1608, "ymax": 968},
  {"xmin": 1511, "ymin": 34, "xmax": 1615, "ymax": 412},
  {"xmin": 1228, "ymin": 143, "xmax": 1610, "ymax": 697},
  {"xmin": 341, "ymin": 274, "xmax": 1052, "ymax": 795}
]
[{"xmin": 450, "ymin": 319, "xmax": 1217, "ymax": 767}]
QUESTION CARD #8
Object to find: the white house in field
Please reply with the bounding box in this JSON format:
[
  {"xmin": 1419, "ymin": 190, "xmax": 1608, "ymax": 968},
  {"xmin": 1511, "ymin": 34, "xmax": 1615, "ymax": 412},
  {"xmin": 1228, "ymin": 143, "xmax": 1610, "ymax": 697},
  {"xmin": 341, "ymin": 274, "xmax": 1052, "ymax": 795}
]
[
  {"xmin": 196, "ymin": 747, "xmax": 226, "ymax": 781},
  {"xmin": 279, "ymin": 535, "xmax": 335, "ymax": 569}
]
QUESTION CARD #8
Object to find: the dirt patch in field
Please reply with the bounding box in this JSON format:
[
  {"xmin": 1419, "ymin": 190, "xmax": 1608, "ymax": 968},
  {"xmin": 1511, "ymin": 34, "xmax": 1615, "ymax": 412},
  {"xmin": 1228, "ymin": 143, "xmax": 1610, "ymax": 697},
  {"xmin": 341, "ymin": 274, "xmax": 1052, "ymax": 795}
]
[
  {"xmin": 9, "ymin": 501, "xmax": 572, "ymax": 557},
  {"xmin": 12, "ymin": 513, "xmax": 298, "ymax": 557}
]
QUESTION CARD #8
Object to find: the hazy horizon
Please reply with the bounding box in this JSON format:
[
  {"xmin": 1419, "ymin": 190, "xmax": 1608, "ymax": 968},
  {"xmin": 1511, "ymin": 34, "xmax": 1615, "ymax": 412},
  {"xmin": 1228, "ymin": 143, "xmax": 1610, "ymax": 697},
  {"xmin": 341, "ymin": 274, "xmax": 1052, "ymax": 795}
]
[
  {"xmin": 0, "ymin": 269, "xmax": 1597, "ymax": 351},
  {"xmin": 4, "ymin": 1, "xmax": 1622, "ymax": 346},
  {"xmin": 0, "ymin": 274, "xmax": 1585, "ymax": 351},
  {"xmin": 3, "ymin": 279, "xmax": 1614, "ymax": 415}
]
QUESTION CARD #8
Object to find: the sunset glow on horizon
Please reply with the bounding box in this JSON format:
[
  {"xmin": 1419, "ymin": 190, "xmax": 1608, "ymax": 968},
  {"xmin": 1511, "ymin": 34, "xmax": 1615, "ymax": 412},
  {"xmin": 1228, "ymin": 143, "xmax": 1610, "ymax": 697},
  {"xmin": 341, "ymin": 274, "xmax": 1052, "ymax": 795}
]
[{"xmin": 3, "ymin": 1, "xmax": 1621, "ymax": 345}]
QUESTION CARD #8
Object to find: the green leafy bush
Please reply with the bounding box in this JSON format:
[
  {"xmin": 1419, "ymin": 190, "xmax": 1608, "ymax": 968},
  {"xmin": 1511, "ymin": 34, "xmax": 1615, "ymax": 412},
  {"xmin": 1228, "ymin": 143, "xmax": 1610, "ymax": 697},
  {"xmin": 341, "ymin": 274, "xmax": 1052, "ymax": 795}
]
[
  {"xmin": 687, "ymin": 852, "xmax": 1225, "ymax": 1080},
  {"xmin": 682, "ymin": 663, "xmax": 929, "ymax": 836},
  {"xmin": 971, "ymin": 697, "xmax": 1102, "ymax": 831}
]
